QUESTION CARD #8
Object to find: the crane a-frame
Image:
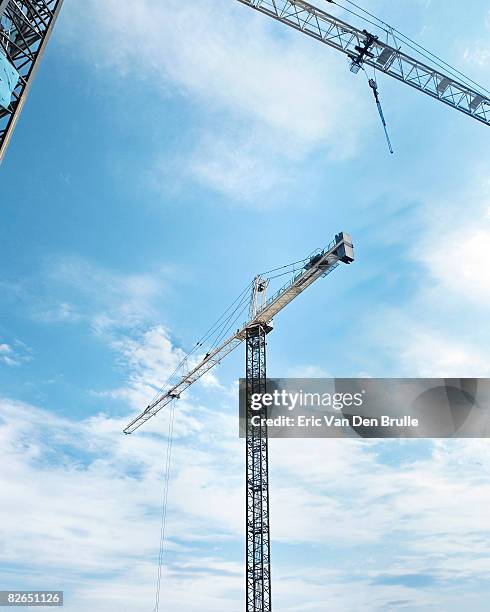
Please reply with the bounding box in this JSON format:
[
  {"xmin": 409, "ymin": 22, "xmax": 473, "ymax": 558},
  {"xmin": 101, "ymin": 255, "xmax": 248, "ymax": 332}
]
[{"xmin": 124, "ymin": 231, "xmax": 354, "ymax": 612}]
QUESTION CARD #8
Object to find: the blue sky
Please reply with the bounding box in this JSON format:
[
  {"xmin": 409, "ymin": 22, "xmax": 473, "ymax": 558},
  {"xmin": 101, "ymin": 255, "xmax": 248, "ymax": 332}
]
[{"xmin": 0, "ymin": 0, "xmax": 490, "ymax": 610}]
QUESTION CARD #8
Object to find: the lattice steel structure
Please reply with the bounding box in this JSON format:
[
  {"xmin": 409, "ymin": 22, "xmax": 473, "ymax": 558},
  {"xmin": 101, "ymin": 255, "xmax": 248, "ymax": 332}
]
[
  {"xmin": 0, "ymin": 0, "xmax": 64, "ymax": 162},
  {"xmin": 124, "ymin": 232, "xmax": 355, "ymax": 612},
  {"xmin": 245, "ymin": 323, "xmax": 272, "ymax": 612},
  {"xmin": 237, "ymin": 0, "xmax": 490, "ymax": 127}
]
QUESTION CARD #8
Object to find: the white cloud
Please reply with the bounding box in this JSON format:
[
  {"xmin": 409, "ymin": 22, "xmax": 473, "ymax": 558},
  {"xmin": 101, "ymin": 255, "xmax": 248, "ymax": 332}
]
[
  {"xmin": 104, "ymin": 325, "xmax": 187, "ymax": 410},
  {"xmin": 360, "ymin": 169, "xmax": 490, "ymax": 378},
  {"xmin": 397, "ymin": 330, "xmax": 490, "ymax": 377},
  {"xmin": 72, "ymin": 0, "xmax": 364, "ymax": 144},
  {"xmin": 3, "ymin": 392, "xmax": 490, "ymax": 610},
  {"xmin": 464, "ymin": 43, "xmax": 490, "ymax": 67},
  {"xmin": 288, "ymin": 364, "xmax": 332, "ymax": 378},
  {"xmin": 0, "ymin": 340, "xmax": 30, "ymax": 367},
  {"xmin": 187, "ymin": 132, "xmax": 290, "ymax": 203},
  {"xmin": 0, "ymin": 397, "xmax": 243, "ymax": 612},
  {"xmin": 410, "ymin": 166, "xmax": 490, "ymax": 298},
  {"xmin": 9, "ymin": 256, "xmax": 170, "ymax": 336},
  {"xmin": 366, "ymin": 302, "xmax": 490, "ymax": 377},
  {"xmin": 63, "ymin": 0, "xmax": 368, "ymax": 202},
  {"xmin": 418, "ymin": 226, "xmax": 490, "ymax": 301},
  {"xmin": 100, "ymin": 324, "xmax": 227, "ymax": 423},
  {"xmin": 47, "ymin": 256, "xmax": 166, "ymax": 333},
  {"xmin": 34, "ymin": 301, "xmax": 81, "ymax": 323},
  {"xmin": 464, "ymin": 10, "xmax": 490, "ymax": 66},
  {"xmin": 0, "ymin": 355, "xmax": 19, "ymax": 367}
]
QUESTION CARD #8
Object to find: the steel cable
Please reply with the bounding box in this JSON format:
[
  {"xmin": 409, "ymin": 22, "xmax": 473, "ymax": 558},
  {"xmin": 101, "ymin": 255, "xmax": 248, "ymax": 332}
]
[{"xmin": 153, "ymin": 399, "xmax": 176, "ymax": 612}]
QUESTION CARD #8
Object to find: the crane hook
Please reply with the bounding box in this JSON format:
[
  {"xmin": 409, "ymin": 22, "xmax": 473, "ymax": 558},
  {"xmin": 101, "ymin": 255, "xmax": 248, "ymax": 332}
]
[{"xmin": 368, "ymin": 78, "xmax": 394, "ymax": 154}]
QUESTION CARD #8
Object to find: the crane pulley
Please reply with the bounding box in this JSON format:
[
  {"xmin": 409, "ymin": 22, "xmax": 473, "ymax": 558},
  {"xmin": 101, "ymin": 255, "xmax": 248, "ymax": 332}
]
[{"xmin": 349, "ymin": 28, "xmax": 377, "ymax": 74}]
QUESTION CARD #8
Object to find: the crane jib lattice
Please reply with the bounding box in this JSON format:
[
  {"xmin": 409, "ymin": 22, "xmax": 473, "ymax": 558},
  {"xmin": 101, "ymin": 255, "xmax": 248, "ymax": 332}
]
[{"xmin": 237, "ymin": 0, "xmax": 490, "ymax": 127}]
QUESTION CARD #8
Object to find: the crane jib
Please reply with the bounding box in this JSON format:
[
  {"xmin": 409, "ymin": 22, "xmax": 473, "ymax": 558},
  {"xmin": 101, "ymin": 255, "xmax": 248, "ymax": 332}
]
[
  {"xmin": 237, "ymin": 0, "xmax": 490, "ymax": 126},
  {"xmin": 123, "ymin": 232, "xmax": 354, "ymax": 434}
]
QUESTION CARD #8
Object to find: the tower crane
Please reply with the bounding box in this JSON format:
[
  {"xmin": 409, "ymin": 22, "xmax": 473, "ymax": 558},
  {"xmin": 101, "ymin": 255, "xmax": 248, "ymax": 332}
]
[
  {"xmin": 235, "ymin": 0, "xmax": 490, "ymax": 145},
  {"xmin": 124, "ymin": 231, "xmax": 355, "ymax": 612},
  {"xmin": 0, "ymin": 0, "xmax": 64, "ymax": 163}
]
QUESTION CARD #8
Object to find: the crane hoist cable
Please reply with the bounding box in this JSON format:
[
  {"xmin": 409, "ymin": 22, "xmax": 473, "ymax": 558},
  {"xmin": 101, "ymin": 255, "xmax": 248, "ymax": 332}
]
[
  {"xmin": 147, "ymin": 280, "xmax": 254, "ymax": 405},
  {"xmin": 124, "ymin": 232, "xmax": 354, "ymax": 436},
  {"xmin": 146, "ymin": 251, "xmax": 324, "ymax": 410},
  {"xmin": 153, "ymin": 399, "xmax": 176, "ymax": 612}
]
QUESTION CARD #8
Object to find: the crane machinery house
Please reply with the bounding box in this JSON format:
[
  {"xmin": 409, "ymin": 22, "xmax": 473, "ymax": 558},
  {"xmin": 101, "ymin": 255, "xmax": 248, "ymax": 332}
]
[{"xmin": 0, "ymin": 49, "xmax": 18, "ymax": 109}]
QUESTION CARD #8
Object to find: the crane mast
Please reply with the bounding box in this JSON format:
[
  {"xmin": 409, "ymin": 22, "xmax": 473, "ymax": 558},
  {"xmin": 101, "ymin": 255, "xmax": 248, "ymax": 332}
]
[
  {"xmin": 245, "ymin": 321, "xmax": 271, "ymax": 611},
  {"xmin": 0, "ymin": 0, "xmax": 64, "ymax": 162},
  {"xmin": 236, "ymin": 0, "xmax": 490, "ymax": 127}
]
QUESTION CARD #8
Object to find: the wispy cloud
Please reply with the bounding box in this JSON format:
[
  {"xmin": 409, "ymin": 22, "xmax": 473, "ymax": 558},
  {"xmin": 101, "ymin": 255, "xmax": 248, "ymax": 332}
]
[
  {"xmin": 0, "ymin": 340, "xmax": 31, "ymax": 367},
  {"xmin": 47, "ymin": 256, "xmax": 168, "ymax": 333},
  {"xmin": 186, "ymin": 131, "xmax": 291, "ymax": 203},
  {"xmin": 101, "ymin": 325, "xmax": 187, "ymax": 411},
  {"xmin": 464, "ymin": 10, "xmax": 490, "ymax": 66},
  {"xmin": 0, "ymin": 397, "xmax": 243, "ymax": 611},
  {"xmin": 63, "ymin": 0, "xmax": 368, "ymax": 204},
  {"xmin": 360, "ymin": 166, "xmax": 490, "ymax": 377},
  {"xmin": 4, "ymin": 255, "xmax": 170, "ymax": 335},
  {"xmin": 0, "ymin": 343, "xmax": 18, "ymax": 367}
]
